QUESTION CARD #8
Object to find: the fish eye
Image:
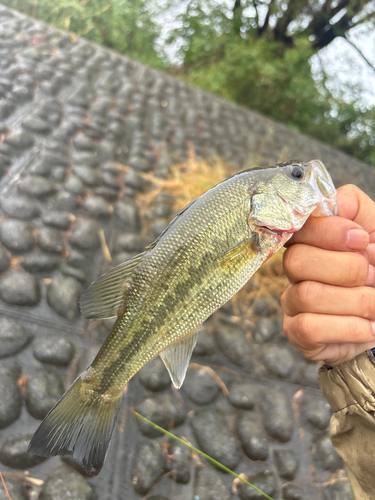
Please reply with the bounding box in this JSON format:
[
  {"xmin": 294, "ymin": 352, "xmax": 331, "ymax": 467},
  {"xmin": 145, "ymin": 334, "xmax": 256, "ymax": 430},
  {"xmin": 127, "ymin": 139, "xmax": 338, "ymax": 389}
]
[{"xmin": 291, "ymin": 165, "xmax": 304, "ymax": 180}]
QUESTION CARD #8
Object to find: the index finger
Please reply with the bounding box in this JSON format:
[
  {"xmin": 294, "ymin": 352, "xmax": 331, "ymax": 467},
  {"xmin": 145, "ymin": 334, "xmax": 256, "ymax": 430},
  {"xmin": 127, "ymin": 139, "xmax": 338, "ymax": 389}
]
[{"xmin": 337, "ymin": 184, "xmax": 375, "ymax": 240}]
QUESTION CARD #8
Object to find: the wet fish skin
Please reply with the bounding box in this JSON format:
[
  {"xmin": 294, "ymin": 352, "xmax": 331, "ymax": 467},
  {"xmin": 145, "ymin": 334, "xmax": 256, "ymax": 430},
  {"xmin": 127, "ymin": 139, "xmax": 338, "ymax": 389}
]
[{"xmin": 28, "ymin": 159, "xmax": 337, "ymax": 476}]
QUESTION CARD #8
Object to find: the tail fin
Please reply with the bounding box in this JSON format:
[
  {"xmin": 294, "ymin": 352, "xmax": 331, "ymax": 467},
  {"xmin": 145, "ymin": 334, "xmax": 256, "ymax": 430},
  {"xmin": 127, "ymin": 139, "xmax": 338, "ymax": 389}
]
[{"xmin": 28, "ymin": 374, "xmax": 122, "ymax": 476}]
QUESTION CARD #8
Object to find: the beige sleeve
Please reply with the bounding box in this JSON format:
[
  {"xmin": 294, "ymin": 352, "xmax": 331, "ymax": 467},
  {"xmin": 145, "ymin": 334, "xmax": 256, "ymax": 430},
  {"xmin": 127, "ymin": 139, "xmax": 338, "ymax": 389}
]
[{"xmin": 318, "ymin": 351, "xmax": 375, "ymax": 500}]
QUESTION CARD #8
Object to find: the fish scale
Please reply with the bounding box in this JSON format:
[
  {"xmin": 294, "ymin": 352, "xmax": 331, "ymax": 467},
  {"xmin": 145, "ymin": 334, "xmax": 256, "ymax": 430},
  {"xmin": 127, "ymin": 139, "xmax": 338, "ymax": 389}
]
[{"xmin": 28, "ymin": 159, "xmax": 338, "ymax": 476}]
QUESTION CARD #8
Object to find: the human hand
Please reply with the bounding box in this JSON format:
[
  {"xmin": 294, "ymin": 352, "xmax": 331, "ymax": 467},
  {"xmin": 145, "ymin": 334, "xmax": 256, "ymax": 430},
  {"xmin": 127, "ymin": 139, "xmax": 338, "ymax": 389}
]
[{"xmin": 281, "ymin": 184, "xmax": 375, "ymax": 366}]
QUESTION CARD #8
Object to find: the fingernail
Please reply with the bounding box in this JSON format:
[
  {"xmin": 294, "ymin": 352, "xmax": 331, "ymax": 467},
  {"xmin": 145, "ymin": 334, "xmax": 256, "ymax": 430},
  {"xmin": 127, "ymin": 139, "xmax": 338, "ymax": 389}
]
[
  {"xmin": 347, "ymin": 229, "xmax": 369, "ymax": 250},
  {"xmin": 366, "ymin": 265, "xmax": 375, "ymax": 286}
]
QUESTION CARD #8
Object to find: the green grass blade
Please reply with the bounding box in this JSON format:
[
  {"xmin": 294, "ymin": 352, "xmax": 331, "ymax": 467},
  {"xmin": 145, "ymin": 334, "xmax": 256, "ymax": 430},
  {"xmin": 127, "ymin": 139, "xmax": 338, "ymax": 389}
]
[{"xmin": 131, "ymin": 409, "xmax": 274, "ymax": 500}]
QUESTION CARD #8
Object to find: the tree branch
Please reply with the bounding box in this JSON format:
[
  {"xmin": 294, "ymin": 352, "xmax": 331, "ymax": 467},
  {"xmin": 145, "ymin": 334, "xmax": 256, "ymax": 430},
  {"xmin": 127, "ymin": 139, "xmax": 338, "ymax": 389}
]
[
  {"xmin": 345, "ymin": 35, "xmax": 375, "ymax": 73},
  {"xmin": 258, "ymin": 0, "xmax": 276, "ymax": 35}
]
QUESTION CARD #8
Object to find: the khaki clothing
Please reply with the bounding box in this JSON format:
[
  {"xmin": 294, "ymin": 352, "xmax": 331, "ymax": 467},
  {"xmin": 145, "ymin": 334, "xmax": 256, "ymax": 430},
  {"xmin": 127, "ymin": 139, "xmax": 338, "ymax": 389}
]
[{"xmin": 319, "ymin": 351, "xmax": 375, "ymax": 500}]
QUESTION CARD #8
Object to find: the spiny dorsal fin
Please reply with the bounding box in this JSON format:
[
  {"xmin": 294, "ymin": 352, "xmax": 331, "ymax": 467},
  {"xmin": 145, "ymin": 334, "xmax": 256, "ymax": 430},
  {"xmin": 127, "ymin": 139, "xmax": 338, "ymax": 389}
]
[
  {"xmin": 159, "ymin": 330, "xmax": 199, "ymax": 388},
  {"xmin": 79, "ymin": 251, "xmax": 147, "ymax": 319}
]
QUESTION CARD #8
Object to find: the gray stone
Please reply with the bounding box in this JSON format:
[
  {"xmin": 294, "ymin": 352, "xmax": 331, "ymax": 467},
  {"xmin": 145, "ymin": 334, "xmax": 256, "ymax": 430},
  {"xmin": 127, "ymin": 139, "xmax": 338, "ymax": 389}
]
[
  {"xmin": 37, "ymin": 227, "xmax": 64, "ymax": 253},
  {"xmin": 21, "ymin": 252, "xmax": 60, "ymax": 273},
  {"xmin": 52, "ymin": 191, "xmax": 77, "ymax": 211},
  {"xmin": 39, "ymin": 465, "xmax": 96, "ymax": 500},
  {"xmin": 183, "ymin": 368, "xmax": 219, "ymax": 405},
  {"xmin": 263, "ymin": 344, "xmax": 295, "ymax": 378},
  {"xmin": 64, "ymin": 175, "xmax": 86, "ymax": 195},
  {"xmin": 0, "ymin": 100, "xmax": 15, "ymax": 120},
  {"xmin": 51, "ymin": 165, "xmax": 66, "ymax": 182},
  {"xmin": 0, "ymin": 363, "xmax": 22, "ymax": 429},
  {"xmin": 229, "ymin": 382, "xmax": 257, "ymax": 410},
  {"xmin": 283, "ymin": 484, "xmax": 306, "ymax": 500},
  {"xmin": 61, "ymin": 265, "xmax": 86, "ymax": 282},
  {"xmin": 73, "ymin": 135, "xmax": 95, "ymax": 151},
  {"xmin": 1, "ymin": 195, "xmax": 38, "ymax": 220},
  {"xmin": 124, "ymin": 169, "xmax": 146, "ymax": 191},
  {"xmin": 71, "ymin": 152, "xmax": 99, "ymax": 167},
  {"xmin": 303, "ymin": 395, "xmax": 331, "ymax": 430},
  {"xmin": 191, "ymin": 410, "xmax": 240, "ymax": 470},
  {"xmin": 42, "ymin": 211, "xmax": 72, "ymax": 230},
  {"xmin": 194, "ymin": 466, "xmax": 230, "ymax": 500},
  {"xmin": 322, "ymin": 480, "xmax": 353, "ymax": 500},
  {"xmin": 115, "ymin": 233, "xmax": 144, "ymax": 253},
  {"xmin": 83, "ymin": 196, "xmax": 111, "ymax": 217},
  {"xmin": 254, "ymin": 317, "xmax": 280, "ymax": 343},
  {"xmin": 70, "ymin": 220, "xmax": 100, "ymax": 250},
  {"xmin": 93, "ymin": 186, "xmax": 119, "ymax": 201},
  {"xmin": 252, "ymin": 296, "xmax": 276, "ymax": 316},
  {"xmin": 313, "ymin": 435, "xmax": 343, "ymax": 471},
  {"xmin": 115, "ymin": 198, "xmax": 140, "ymax": 230},
  {"xmin": 260, "ymin": 387, "xmax": 293, "ymax": 442},
  {"xmin": 73, "ymin": 165, "xmax": 102, "ymax": 186},
  {"xmin": 47, "ymin": 275, "xmax": 82, "ymax": 320},
  {"xmin": 274, "ymin": 449, "xmax": 298, "ymax": 480},
  {"xmin": 25, "ymin": 369, "xmax": 64, "ymax": 419},
  {"xmin": 135, "ymin": 390, "xmax": 186, "ymax": 437},
  {"xmin": 153, "ymin": 219, "xmax": 169, "ymax": 236},
  {"xmin": 102, "ymin": 172, "xmax": 120, "ymax": 189},
  {"xmin": 216, "ymin": 321, "xmax": 253, "ymax": 369},
  {"xmin": 0, "ymin": 316, "xmax": 32, "ymax": 358},
  {"xmin": 166, "ymin": 439, "xmax": 191, "ymax": 483},
  {"xmin": 67, "ymin": 250, "xmax": 86, "ymax": 267},
  {"xmin": 0, "ymin": 434, "xmax": 47, "ymax": 468},
  {"xmin": 0, "ymin": 244, "xmax": 9, "ymax": 273},
  {"xmin": 138, "ymin": 357, "xmax": 171, "ymax": 391},
  {"xmin": 131, "ymin": 441, "xmax": 166, "ymax": 495},
  {"xmin": 237, "ymin": 414, "xmax": 269, "ymax": 461},
  {"xmin": 0, "ymin": 478, "xmax": 27, "ymax": 500},
  {"xmin": 23, "ymin": 115, "xmax": 51, "ymax": 134},
  {"xmin": 0, "ymin": 273, "xmax": 40, "ymax": 306},
  {"xmin": 0, "ymin": 220, "xmax": 33, "ymax": 252},
  {"xmin": 238, "ymin": 471, "xmax": 277, "ymax": 500},
  {"xmin": 193, "ymin": 328, "xmax": 216, "ymax": 355},
  {"xmin": 18, "ymin": 175, "xmax": 55, "ymax": 197},
  {"xmin": 33, "ymin": 336, "xmax": 75, "ymax": 366}
]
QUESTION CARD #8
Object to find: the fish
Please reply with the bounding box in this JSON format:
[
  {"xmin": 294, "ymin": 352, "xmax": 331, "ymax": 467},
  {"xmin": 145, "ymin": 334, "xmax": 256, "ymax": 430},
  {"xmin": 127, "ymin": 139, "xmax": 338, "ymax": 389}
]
[{"xmin": 28, "ymin": 159, "xmax": 337, "ymax": 476}]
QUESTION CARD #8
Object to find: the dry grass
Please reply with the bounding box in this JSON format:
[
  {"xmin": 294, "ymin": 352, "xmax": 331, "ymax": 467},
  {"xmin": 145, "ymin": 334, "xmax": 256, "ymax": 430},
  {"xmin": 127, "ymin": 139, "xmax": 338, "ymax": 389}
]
[{"xmin": 135, "ymin": 151, "xmax": 289, "ymax": 327}]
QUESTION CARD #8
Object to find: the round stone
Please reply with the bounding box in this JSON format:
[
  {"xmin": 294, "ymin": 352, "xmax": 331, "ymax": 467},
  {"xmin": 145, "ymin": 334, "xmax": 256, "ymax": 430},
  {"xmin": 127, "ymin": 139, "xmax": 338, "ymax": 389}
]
[
  {"xmin": 42, "ymin": 211, "xmax": 72, "ymax": 230},
  {"xmin": 1, "ymin": 195, "xmax": 38, "ymax": 220},
  {"xmin": 194, "ymin": 466, "xmax": 230, "ymax": 500},
  {"xmin": 0, "ymin": 100, "xmax": 15, "ymax": 120},
  {"xmin": 259, "ymin": 387, "xmax": 293, "ymax": 442},
  {"xmin": 70, "ymin": 220, "xmax": 99, "ymax": 250},
  {"xmin": 274, "ymin": 449, "xmax": 298, "ymax": 480},
  {"xmin": 124, "ymin": 169, "xmax": 146, "ymax": 191},
  {"xmin": 61, "ymin": 265, "xmax": 86, "ymax": 282},
  {"xmin": 47, "ymin": 275, "xmax": 82, "ymax": 320},
  {"xmin": 135, "ymin": 391, "xmax": 186, "ymax": 437},
  {"xmin": 18, "ymin": 175, "xmax": 55, "ymax": 198},
  {"xmin": 0, "ymin": 273, "xmax": 40, "ymax": 306},
  {"xmin": 0, "ymin": 434, "xmax": 47, "ymax": 468},
  {"xmin": 39, "ymin": 465, "xmax": 96, "ymax": 500},
  {"xmin": 236, "ymin": 414, "xmax": 269, "ymax": 461},
  {"xmin": 102, "ymin": 172, "xmax": 120, "ymax": 189},
  {"xmin": 263, "ymin": 344, "xmax": 295, "ymax": 378},
  {"xmin": 131, "ymin": 441, "xmax": 166, "ymax": 496},
  {"xmin": 215, "ymin": 321, "xmax": 253, "ymax": 369},
  {"xmin": 73, "ymin": 165, "xmax": 102, "ymax": 186},
  {"xmin": 115, "ymin": 198, "xmax": 140, "ymax": 230},
  {"xmin": 33, "ymin": 336, "xmax": 75, "ymax": 366},
  {"xmin": 37, "ymin": 227, "xmax": 64, "ymax": 253},
  {"xmin": 83, "ymin": 196, "xmax": 111, "ymax": 217},
  {"xmin": 183, "ymin": 368, "xmax": 219, "ymax": 405},
  {"xmin": 25, "ymin": 369, "xmax": 64, "ymax": 419},
  {"xmin": 313, "ymin": 435, "xmax": 343, "ymax": 471},
  {"xmin": 166, "ymin": 440, "xmax": 191, "ymax": 484},
  {"xmin": 0, "ymin": 363, "xmax": 22, "ymax": 428},
  {"xmin": 303, "ymin": 394, "xmax": 331, "ymax": 430},
  {"xmin": 51, "ymin": 191, "xmax": 77, "ymax": 211},
  {"xmin": 0, "ymin": 315, "xmax": 32, "ymax": 358},
  {"xmin": 191, "ymin": 410, "xmax": 240, "ymax": 470},
  {"xmin": 193, "ymin": 327, "xmax": 216, "ymax": 356},
  {"xmin": 237, "ymin": 471, "xmax": 277, "ymax": 500},
  {"xmin": 67, "ymin": 250, "xmax": 85, "ymax": 268},
  {"xmin": 138, "ymin": 357, "xmax": 171, "ymax": 391},
  {"xmin": 229, "ymin": 382, "xmax": 257, "ymax": 410},
  {"xmin": 254, "ymin": 317, "xmax": 280, "ymax": 343},
  {"xmin": 115, "ymin": 233, "xmax": 144, "ymax": 253},
  {"xmin": 0, "ymin": 477, "xmax": 27, "ymax": 500},
  {"xmin": 0, "ymin": 220, "xmax": 33, "ymax": 252},
  {"xmin": 0, "ymin": 244, "xmax": 9, "ymax": 273},
  {"xmin": 21, "ymin": 252, "xmax": 60, "ymax": 273},
  {"xmin": 64, "ymin": 176, "xmax": 86, "ymax": 195},
  {"xmin": 23, "ymin": 115, "xmax": 51, "ymax": 134}
]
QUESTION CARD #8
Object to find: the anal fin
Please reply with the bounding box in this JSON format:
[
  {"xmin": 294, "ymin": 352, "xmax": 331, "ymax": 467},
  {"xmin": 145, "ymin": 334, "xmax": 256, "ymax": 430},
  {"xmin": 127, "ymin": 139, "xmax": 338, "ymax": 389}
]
[{"xmin": 160, "ymin": 330, "xmax": 199, "ymax": 389}]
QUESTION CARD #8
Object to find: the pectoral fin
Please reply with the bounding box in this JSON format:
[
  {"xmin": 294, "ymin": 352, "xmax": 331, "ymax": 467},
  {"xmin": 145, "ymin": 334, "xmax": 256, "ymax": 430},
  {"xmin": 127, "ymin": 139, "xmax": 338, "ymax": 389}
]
[
  {"xmin": 160, "ymin": 330, "xmax": 199, "ymax": 388},
  {"xmin": 79, "ymin": 251, "xmax": 147, "ymax": 319},
  {"xmin": 217, "ymin": 235, "xmax": 259, "ymax": 267}
]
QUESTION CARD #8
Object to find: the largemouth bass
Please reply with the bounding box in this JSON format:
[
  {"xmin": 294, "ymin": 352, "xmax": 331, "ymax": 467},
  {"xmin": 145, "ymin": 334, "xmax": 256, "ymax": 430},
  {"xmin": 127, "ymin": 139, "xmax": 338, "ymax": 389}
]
[{"xmin": 29, "ymin": 159, "xmax": 337, "ymax": 475}]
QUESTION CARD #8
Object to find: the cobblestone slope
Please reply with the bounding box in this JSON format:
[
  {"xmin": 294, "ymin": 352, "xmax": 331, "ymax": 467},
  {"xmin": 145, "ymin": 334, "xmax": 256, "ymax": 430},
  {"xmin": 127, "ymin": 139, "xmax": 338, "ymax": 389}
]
[{"xmin": 0, "ymin": 5, "xmax": 373, "ymax": 500}]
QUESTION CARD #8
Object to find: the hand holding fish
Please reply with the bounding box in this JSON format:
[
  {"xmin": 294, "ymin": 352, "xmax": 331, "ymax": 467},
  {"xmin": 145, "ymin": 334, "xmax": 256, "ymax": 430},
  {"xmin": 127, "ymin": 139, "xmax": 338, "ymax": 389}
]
[{"xmin": 282, "ymin": 184, "xmax": 375, "ymax": 366}]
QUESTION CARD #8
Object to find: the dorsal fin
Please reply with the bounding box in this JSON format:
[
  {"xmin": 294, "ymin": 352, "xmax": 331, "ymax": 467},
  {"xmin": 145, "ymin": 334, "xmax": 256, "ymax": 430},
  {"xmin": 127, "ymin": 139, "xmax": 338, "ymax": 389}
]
[{"xmin": 79, "ymin": 251, "xmax": 147, "ymax": 319}]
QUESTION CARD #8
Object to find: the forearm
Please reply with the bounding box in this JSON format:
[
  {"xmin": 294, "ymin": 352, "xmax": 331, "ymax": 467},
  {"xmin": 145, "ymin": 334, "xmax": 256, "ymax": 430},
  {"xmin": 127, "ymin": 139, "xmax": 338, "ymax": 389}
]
[{"xmin": 319, "ymin": 351, "xmax": 375, "ymax": 500}]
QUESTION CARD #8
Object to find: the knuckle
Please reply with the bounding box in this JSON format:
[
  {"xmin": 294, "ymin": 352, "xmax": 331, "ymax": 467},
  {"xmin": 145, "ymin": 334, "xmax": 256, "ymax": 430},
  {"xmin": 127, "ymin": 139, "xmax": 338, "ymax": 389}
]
[
  {"xmin": 296, "ymin": 313, "xmax": 314, "ymax": 341},
  {"xmin": 349, "ymin": 316, "xmax": 363, "ymax": 340},
  {"xmin": 347, "ymin": 253, "xmax": 368, "ymax": 284},
  {"xmin": 295, "ymin": 281, "xmax": 315, "ymax": 309},
  {"xmin": 361, "ymin": 288, "xmax": 375, "ymax": 319},
  {"xmin": 283, "ymin": 245, "xmax": 304, "ymax": 281}
]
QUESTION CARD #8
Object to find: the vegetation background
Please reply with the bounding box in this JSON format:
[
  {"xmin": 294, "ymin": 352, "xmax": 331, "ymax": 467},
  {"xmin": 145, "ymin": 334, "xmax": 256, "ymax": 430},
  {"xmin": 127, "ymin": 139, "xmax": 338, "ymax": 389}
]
[{"xmin": 4, "ymin": 0, "xmax": 375, "ymax": 166}]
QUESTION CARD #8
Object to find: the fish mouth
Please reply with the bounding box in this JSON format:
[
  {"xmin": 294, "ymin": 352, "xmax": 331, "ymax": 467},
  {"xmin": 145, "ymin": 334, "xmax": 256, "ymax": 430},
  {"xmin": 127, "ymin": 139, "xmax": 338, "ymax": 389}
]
[{"xmin": 308, "ymin": 159, "xmax": 338, "ymax": 216}]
